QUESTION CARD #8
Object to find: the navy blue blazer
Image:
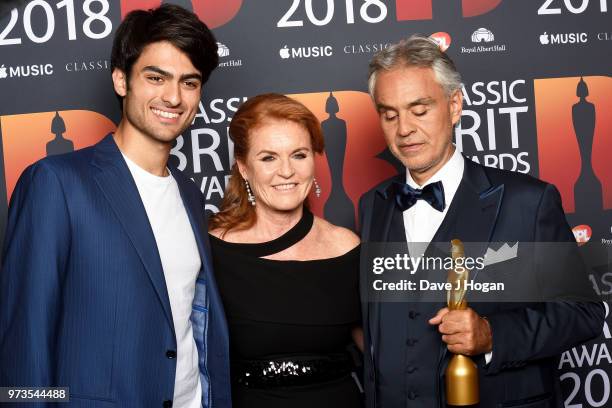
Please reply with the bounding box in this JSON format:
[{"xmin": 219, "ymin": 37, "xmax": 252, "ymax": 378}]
[
  {"xmin": 0, "ymin": 135, "xmax": 231, "ymax": 407},
  {"xmin": 358, "ymin": 156, "xmax": 604, "ymax": 408}
]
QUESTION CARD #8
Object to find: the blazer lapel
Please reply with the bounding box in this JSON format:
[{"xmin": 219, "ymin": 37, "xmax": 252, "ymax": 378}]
[
  {"xmin": 91, "ymin": 134, "xmax": 174, "ymax": 332},
  {"xmin": 370, "ymin": 174, "xmax": 407, "ymax": 243},
  {"xmin": 171, "ymin": 168, "xmax": 230, "ymax": 351},
  {"xmin": 430, "ymin": 157, "xmax": 504, "ymax": 261}
]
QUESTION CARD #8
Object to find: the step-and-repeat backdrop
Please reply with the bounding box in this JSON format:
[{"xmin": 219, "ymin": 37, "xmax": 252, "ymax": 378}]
[{"xmin": 0, "ymin": 0, "xmax": 611, "ymax": 405}]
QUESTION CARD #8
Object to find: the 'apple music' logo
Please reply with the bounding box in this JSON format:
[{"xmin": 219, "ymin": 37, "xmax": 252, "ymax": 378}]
[
  {"xmin": 0, "ymin": 63, "xmax": 54, "ymax": 79},
  {"xmin": 539, "ymin": 32, "xmax": 588, "ymax": 45},
  {"xmin": 279, "ymin": 45, "xmax": 333, "ymax": 60}
]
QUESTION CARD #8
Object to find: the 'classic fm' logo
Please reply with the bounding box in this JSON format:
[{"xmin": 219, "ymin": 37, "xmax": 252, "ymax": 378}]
[
  {"xmin": 1, "ymin": 111, "xmax": 116, "ymax": 201},
  {"xmin": 396, "ymin": 0, "xmax": 502, "ymax": 20},
  {"xmin": 120, "ymin": 0, "xmax": 242, "ymax": 29},
  {"xmin": 288, "ymin": 91, "xmax": 396, "ymax": 230},
  {"xmin": 534, "ymin": 76, "xmax": 612, "ymax": 214}
]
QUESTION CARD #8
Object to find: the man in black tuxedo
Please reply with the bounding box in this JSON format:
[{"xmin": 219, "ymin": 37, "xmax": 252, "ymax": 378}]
[{"xmin": 358, "ymin": 35, "xmax": 604, "ymax": 407}]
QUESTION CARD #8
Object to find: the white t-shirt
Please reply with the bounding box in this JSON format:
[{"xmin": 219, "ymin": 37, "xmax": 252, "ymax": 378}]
[{"xmin": 123, "ymin": 154, "xmax": 202, "ymax": 408}]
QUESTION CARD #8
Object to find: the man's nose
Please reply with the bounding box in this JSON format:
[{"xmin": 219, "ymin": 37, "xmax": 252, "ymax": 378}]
[
  {"xmin": 398, "ymin": 113, "xmax": 416, "ymax": 137},
  {"xmin": 162, "ymin": 82, "xmax": 181, "ymax": 106}
]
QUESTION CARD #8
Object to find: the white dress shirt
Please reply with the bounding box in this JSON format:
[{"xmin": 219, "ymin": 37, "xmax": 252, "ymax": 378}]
[{"xmin": 402, "ymin": 148, "xmax": 493, "ymax": 364}]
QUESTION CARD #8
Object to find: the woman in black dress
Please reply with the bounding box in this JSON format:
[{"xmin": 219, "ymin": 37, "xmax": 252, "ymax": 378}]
[{"xmin": 208, "ymin": 94, "xmax": 363, "ymax": 407}]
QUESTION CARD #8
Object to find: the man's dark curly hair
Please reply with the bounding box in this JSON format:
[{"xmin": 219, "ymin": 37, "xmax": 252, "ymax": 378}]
[{"xmin": 111, "ymin": 4, "xmax": 218, "ymax": 86}]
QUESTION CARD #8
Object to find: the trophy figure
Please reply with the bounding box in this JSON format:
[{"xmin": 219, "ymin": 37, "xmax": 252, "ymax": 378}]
[
  {"xmin": 321, "ymin": 92, "xmax": 355, "ymax": 229},
  {"xmin": 572, "ymin": 77, "xmax": 602, "ymax": 214},
  {"xmin": 445, "ymin": 239, "xmax": 479, "ymax": 406},
  {"xmin": 47, "ymin": 112, "xmax": 74, "ymax": 157}
]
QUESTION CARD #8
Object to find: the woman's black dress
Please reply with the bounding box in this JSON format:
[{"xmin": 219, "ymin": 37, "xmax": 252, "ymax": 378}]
[{"xmin": 209, "ymin": 210, "xmax": 362, "ymax": 407}]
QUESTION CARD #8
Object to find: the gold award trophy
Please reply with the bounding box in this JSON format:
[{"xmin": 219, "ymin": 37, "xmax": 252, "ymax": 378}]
[{"xmin": 445, "ymin": 239, "xmax": 479, "ymax": 406}]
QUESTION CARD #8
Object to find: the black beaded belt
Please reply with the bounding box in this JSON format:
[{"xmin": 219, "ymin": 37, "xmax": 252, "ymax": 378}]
[{"xmin": 232, "ymin": 353, "xmax": 353, "ymax": 388}]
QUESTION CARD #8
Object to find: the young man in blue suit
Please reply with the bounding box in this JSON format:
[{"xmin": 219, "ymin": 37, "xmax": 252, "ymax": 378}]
[
  {"xmin": 0, "ymin": 5, "xmax": 231, "ymax": 407},
  {"xmin": 359, "ymin": 36, "xmax": 604, "ymax": 407}
]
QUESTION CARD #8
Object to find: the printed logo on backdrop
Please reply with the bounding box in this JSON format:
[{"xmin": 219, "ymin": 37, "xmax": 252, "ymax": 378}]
[
  {"xmin": 537, "ymin": 0, "xmax": 608, "ymax": 15},
  {"xmin": 65, "ymin": 60, "xmax": 110, "ymax": 73},
  {"xmin": 534, "ymin": 76, "xmax": 612, "ymax": 216},
  {"xmin": 0, "ymin": 111, "xmax": 116, "ymax": 202},
  {"xmin": 456, "ymin": 79, "xmax": 532, "ymax": 173},
  {"xmin": 343, "ymin": 42, "xmax": 391, "ymax": 55},
  {"xmin": 0, "ymin": 1, "xmax": 113, "ymax": 46},
  {"xmin": 471, "ymin": 28, "xmax": 494, "ymax": 43},
  {"xmin": 0, "ymin": 63, "xmax": 53, "ymax": 78},
  {"xmin": 169, "ymin": 97, "xmax": 248, "ymax": 212},
  {"xmin": 395, "ymin": 0, "xmax": 502, "ymax": 20},
  {"xmin": 276, "ymin": 0, "xmax": 503, "ymax": 28},
  {"xmin": 279, "ymin": 45, "xmax": 333, "ymax": 60},
  {"xmin": 120, "ymin": 0, "xmax": 242, "ymax": 28},
  {"xmin": 598, "ymin": 32, "xmax": 612, "ymax": 41},
  {"xmin": 573, "ymin": 224, "xmax": 593, "ymax": 246},
  {"xmin": 287, "ymin": 92, "xmax": 396, "ymax": 229},
  {"xmin": 559, "ymin": 302, "xmax": 612, "ymax": 408},
  {"xmin": 461, "ymin": 27, "xmax": 507, "ymax": 54},
  {"xmin": 430, "ymin": 32, "xmax": 451, "ymax": 52},
  {"xmin": 216, "ymin": 42, "xmax": 243, "ymax": 68},
  {"xmin": 539, "ymin": 31, "xmax": 588, "ymax": 45}
]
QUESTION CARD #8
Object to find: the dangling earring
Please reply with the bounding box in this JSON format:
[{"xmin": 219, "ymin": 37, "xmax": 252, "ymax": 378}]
[
  {"xmin": 245, "ymin": 179, "xmax": 256, "ymax": 206},
  {"xmin": 313, "ymin": 177, "xmax": 321, "ymax": 198}
]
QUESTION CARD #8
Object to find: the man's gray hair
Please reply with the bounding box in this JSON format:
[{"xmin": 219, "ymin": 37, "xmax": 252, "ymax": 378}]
[{"xmin": 368, "ymin": 35, "xmax": 462, "ymax": 97}]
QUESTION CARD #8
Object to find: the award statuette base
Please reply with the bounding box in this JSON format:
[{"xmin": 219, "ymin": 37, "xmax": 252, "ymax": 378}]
[{"xmin": 445, "ymin": 354, "xmax": 479, "ymax": 406}]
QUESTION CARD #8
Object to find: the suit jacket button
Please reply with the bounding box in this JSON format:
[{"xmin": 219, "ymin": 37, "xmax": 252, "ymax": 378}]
[
  {"xmin": 166, "ymin": 350, "xmax": 177, "ymax": 359},
  {"xmin": 163, "ymin": 400, "xmax": 173, "ymax": 408},
  {"xmin": 408, "ymin": 391, "xmax": 418, "ymax": 400},
  {"xmin": 406, "ymin": 338, "xmax": 418, "ymax": 347}
]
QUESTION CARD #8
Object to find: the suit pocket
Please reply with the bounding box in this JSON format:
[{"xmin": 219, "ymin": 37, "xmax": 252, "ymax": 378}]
[{"xmin": 499, "ymin": 393, "xmax": 553, "ymax": 407}]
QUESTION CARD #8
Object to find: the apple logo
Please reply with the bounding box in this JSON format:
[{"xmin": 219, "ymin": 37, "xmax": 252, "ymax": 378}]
[
  {"xmin": 540, "ymin": 32, "xmax": 550, "ymax": 45},
  {"xmin": 0, "ymin": 65, "xmax": 7, "ymax": 79},
  {"xmin": 279, "ymin": 46, "xmax": 290, "ymax": 59}
]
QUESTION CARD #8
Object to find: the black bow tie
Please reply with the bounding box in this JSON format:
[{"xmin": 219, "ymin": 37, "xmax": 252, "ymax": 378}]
[{"xmin": 393, "ymin": 180, "xmax": 446, "ymax": 212}]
